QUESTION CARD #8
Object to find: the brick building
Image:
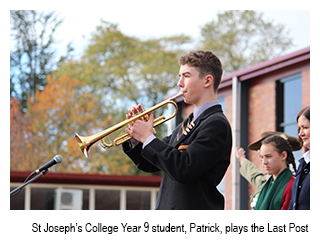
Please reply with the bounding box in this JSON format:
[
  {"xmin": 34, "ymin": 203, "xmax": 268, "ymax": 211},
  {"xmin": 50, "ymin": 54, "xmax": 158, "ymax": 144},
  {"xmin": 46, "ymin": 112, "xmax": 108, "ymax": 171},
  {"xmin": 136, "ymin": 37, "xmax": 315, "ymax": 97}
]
[{"xmin": 10, "ymin": 47, "xmax": 310, "ymax": 210}]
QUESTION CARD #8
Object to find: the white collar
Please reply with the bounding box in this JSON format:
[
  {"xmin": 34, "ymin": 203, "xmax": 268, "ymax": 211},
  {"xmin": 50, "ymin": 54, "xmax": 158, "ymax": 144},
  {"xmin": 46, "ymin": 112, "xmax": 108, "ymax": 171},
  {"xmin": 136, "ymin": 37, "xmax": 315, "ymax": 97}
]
[{"xmin": 303, "ymin": 150, "xmax": 310, "ymax": 164}]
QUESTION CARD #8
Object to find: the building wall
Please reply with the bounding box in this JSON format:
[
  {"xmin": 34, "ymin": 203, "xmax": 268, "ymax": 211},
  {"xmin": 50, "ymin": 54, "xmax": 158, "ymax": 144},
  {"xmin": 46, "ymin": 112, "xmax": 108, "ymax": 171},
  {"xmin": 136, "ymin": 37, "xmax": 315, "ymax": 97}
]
[
  {"xmin": 302, "ymin": 68, "xmax": 310, "ymax": 108},
  {"xmin": 246, "ymin": 78, "xmax": 277, "ymax": 204},
  {"xmin": 248, "ymin": 79, "xmax": 276, "ymax": 167}
]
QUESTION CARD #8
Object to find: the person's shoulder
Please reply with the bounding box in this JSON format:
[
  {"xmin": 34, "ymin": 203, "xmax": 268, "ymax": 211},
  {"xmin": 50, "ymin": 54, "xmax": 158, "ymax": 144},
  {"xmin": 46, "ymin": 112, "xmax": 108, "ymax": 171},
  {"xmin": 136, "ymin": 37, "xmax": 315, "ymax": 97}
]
[{"xmin": 285, "ymin": 176, "xmax": 295, "ymax": 192}]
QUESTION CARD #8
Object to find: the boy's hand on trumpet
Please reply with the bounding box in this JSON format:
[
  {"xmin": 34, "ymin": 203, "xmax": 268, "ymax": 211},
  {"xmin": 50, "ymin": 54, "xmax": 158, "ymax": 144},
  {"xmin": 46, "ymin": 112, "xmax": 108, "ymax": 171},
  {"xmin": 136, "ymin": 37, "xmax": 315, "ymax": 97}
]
[{"xmin": 125, "ymin": 104, "xmax": 154, "ymax": 143}]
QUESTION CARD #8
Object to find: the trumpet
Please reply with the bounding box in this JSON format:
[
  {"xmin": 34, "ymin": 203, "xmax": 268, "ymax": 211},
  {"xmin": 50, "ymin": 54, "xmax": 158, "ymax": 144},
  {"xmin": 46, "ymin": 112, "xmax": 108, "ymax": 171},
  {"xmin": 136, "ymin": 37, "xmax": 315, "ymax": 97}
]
[{"xmin": 75, "ymin": 92, "xmax": 183, "ymax": 157}]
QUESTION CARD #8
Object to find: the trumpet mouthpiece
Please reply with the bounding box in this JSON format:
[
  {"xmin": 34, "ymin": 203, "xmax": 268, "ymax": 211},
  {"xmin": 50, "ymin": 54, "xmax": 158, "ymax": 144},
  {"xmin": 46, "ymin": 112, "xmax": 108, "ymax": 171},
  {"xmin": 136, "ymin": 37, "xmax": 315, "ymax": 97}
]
[{"xmin": 172, "ymin": 91, "xmax": 184, "ymax": 100}]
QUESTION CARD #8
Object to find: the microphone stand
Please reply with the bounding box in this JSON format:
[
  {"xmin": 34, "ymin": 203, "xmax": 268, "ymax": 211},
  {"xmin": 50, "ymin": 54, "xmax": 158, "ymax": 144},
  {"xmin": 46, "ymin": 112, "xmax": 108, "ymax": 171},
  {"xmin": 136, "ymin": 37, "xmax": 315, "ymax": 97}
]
[{"xmin": 10, "ymin": 169, "xmax": 49, "ymax": 197}]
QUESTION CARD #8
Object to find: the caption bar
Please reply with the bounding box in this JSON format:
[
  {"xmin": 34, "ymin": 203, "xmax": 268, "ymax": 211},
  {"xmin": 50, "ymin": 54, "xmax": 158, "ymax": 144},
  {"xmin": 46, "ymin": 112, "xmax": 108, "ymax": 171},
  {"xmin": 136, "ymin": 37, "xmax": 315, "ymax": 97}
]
[{"xmin": 32, "ymin": 222, "xmax": 309, "ymax": 235}]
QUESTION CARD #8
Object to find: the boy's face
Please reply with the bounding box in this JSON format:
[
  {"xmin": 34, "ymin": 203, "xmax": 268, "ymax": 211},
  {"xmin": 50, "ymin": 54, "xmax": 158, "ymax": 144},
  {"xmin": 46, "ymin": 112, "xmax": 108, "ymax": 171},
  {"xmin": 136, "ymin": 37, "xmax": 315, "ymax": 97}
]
[{"xmin": 178, "ymin": 64, "xmax": 206, "ymax": 107}]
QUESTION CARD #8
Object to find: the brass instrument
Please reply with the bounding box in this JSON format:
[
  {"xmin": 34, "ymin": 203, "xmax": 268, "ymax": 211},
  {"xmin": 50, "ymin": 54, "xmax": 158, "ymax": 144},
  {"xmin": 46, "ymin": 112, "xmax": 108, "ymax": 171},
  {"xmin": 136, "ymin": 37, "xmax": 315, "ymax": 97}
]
[{"xmin": 75, "ymin": 92, "xmax": 183, "ymax": 157}]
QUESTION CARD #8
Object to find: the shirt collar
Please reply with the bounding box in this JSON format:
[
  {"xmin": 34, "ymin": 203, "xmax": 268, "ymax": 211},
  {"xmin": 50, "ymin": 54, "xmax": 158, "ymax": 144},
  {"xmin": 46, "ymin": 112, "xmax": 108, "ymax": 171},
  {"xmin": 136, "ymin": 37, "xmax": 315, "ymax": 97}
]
[
  {"xmin": 303, "ymin": 150, "xmax": 310, "ymax": 164},
  {"xmin": 193, "ymin": 100, "xmax": 220, "ymax": 121}
]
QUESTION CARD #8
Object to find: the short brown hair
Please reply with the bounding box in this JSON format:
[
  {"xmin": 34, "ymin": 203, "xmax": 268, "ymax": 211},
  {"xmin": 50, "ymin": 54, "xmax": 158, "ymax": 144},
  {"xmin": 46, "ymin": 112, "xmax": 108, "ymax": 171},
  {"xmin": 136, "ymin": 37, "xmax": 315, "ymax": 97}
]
[{"xmin": 179, "ymin": 50, "xmax": 223, "ymax": 92}]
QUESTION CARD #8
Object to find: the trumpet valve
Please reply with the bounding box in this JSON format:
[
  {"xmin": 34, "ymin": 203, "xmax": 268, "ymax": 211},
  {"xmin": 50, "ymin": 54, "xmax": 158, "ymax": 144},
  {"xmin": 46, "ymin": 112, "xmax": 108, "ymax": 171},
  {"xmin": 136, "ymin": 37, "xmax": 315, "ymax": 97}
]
[
  {"xmin": 101, "ymin": 136, "xmax": 114, "ymax": 149},
  {"xmin": 113, "ymin": 132, "xmax": 133, "ymax": 146},
  {"xmin": 129, "ymin": 104, "xmax": 149, "ymax": 122}
]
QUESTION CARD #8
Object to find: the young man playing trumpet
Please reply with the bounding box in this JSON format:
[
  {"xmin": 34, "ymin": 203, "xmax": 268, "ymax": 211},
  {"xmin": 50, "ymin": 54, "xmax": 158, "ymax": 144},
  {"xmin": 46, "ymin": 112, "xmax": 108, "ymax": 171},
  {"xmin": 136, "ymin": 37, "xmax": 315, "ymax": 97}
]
[{"xmin": 123, "ymin": 50, "xmax": 232, "ymax": 210}]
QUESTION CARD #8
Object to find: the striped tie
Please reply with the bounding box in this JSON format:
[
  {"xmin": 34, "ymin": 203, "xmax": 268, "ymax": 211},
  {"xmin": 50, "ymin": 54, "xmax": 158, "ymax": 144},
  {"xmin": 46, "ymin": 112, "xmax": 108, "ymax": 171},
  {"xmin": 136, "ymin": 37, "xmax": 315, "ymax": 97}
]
[{"xmin": 177, "ymin": 112, "xmax": 194, "ymax": 141}]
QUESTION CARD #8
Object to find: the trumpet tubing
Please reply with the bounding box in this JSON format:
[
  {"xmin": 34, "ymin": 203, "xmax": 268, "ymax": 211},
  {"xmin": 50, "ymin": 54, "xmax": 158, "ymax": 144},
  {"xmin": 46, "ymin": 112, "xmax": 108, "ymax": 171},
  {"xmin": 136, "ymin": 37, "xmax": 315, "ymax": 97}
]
[{"xmin": 75, "ymin": 92, "xmax": 183, "ymax": 157}]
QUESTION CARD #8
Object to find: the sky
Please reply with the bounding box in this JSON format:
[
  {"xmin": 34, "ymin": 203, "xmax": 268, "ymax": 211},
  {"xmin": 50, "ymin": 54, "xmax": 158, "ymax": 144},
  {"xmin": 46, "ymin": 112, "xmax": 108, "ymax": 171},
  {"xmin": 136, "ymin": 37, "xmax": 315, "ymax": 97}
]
[{"xmin": 54, "ymin": 6, "xmax": 310, "ymax": 58}]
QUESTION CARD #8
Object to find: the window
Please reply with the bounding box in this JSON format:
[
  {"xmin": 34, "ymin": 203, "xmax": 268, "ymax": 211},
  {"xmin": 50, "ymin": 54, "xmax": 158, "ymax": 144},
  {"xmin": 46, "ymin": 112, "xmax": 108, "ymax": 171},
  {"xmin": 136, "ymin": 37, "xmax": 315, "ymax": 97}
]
[
  {"xmin": 217, "ymin": 96, "xmax": 226, "ymax": 195},
  {"xmin": 218, "ymin": 96, "xmax": 225, "ymax": 112},
  {"xmin": 10, "ymin": 186, "xmax": 25, "ymax": 210},
  {"xmin": 30, "ymin": 187, "xmax": 55, "ymax": 210},
  {"xmin": 95, "ymin": 189, "xmax": 120, "ymax": 210},
  {"xmin": 126, "ymin": 191, "xmax": 151, "ymax": 210},
  {"xmin": 276, "ymin": 73, "xmax": 302, "ymax": 162}
]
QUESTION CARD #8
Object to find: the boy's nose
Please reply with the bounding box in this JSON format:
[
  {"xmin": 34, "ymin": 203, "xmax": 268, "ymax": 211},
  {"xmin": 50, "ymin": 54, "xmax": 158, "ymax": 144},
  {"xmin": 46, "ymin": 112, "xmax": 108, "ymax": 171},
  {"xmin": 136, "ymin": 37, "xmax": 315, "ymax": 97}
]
[{"xmin": 177, "ymin": 75, "xmax": 184, "ymax": 86}]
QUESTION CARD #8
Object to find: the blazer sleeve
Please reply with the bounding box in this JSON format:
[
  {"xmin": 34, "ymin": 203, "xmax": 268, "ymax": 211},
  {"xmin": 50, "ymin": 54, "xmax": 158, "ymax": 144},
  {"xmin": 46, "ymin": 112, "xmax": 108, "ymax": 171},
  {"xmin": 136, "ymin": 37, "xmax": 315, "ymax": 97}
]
[
  {"xmin": 141, "ymin": 116, "xmax": 232, "ymax": 184},
  {"xmin": 281, "ymin": 177, "xmax": 295, "ymax": 210},
  {"xmin": 122, "ymin": 135, "xmax": 172, "ymax": 173}
]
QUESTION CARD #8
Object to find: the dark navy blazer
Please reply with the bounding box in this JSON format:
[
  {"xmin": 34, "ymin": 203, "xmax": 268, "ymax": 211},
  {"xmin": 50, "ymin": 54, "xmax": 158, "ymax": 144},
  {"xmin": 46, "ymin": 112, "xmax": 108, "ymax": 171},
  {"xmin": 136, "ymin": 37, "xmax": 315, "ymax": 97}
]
[
  {"xmin": 123, "ymin": 105, "xmax": 232, "ymax": 210},
  {"xmin": 289, "ymin": 158, "xmax": 310, "ymax": 210}
]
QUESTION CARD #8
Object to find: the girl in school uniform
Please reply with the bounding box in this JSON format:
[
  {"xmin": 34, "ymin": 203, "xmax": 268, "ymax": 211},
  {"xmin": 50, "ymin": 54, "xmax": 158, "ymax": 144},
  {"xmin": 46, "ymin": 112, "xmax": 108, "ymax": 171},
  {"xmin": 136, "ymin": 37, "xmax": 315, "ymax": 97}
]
[{"xmin": 255, "ymin": 135, "xmax": 297, "ymax": 210}]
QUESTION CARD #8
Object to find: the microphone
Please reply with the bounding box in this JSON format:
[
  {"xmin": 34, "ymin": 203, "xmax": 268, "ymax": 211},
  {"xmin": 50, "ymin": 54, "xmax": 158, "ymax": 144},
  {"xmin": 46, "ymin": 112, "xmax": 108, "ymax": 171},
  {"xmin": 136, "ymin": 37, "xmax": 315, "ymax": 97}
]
[{"xmin": 30, "ymin": 155, "xmax": 63, "ymax": 177}]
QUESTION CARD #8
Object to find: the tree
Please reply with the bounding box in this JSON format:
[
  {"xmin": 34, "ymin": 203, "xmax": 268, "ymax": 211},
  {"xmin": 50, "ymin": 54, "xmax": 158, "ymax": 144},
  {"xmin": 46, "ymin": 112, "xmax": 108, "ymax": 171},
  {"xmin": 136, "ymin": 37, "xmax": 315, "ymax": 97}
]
[
  {"xmin": 10, "ymin": 75, "xmax": 135, "ymax": 174},
  {"xmin": 55, "ymin": 20, "xmax": 191, "ymax": 101},
  {"xmin": 199, "ymin": 10, "xmax": 294, "ymax": 73},
  {"xmin": 52, "ymin": 21, "xmax": 192, "ymax": 175},
  {"xmin": 10, "ymin": 10, "xmax": 73, "ymax": 111},
  {"xmin": 26, "ymin": 75, "xmax": 114, "ymax": 173},
  {"xmin": 10, "ymin": 98, "xmax": 32, "ymax": 171},
  {"xmin": 54, "ymin": 20, "xmax": 192, "ymax": 139}
]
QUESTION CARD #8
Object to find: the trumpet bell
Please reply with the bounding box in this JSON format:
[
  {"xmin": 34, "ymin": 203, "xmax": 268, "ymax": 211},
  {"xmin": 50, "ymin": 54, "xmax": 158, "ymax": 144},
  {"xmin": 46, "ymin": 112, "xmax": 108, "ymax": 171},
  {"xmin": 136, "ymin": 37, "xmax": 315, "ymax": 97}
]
[{"xmin": 75, "ymin": 133, "xmax": 90, "ymax": 158}]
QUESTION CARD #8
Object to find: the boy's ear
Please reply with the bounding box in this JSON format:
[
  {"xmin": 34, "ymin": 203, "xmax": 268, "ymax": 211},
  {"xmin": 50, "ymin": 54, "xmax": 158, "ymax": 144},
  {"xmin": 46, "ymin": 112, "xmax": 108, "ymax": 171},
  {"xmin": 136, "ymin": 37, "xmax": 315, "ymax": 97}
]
[{"xmin": 204, "ymin": 75, "xmax": 214, "ymax": 88}]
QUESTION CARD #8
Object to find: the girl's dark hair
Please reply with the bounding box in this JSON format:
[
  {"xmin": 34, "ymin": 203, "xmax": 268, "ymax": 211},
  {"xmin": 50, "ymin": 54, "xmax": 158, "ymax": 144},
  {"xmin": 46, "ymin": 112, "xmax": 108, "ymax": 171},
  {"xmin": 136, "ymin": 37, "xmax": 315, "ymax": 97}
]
[{"xmin": 262, "ymin": 135, "xmax": 297, "ymax": 174}]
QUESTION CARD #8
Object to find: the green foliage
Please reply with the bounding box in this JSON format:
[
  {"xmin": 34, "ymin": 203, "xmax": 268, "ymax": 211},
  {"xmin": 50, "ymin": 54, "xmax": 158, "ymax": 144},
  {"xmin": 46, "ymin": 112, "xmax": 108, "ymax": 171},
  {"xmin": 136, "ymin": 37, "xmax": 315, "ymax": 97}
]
[
  {"xmin": 54, "ymin": 20, "xmax": 192, "ymax": 139},
  {"xmin": 55, "ymin": 20, "xmax": 191, "ymax": 104},
  {"xmin": 51, "ymin": 20, "xmax": 192, "ymax": 174},
  {"xmin": 199, "ymin": 10, "xmax": 294, "ymax": 73}
]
